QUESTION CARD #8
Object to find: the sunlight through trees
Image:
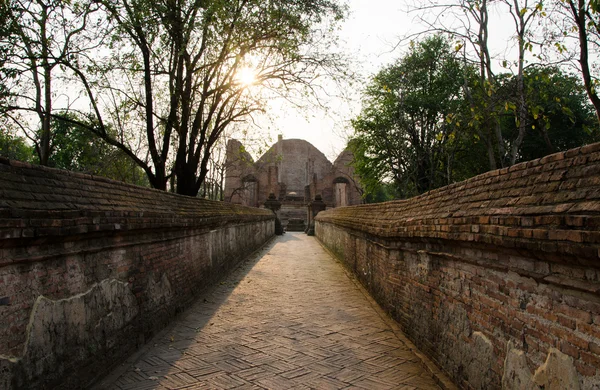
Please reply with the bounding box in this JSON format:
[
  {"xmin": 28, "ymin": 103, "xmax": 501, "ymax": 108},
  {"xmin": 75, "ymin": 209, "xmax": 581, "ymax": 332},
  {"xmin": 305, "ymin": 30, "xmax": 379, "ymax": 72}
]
[{"xmin": 0, "ymin": 0, "xmax": 350, "ymax": 196}]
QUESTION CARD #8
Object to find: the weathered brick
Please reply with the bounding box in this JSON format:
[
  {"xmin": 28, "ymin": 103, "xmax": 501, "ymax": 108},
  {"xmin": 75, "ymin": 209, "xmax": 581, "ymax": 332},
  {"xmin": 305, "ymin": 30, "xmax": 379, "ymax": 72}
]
[
  {"xmin": 581, "ymin": 351, "xmax": 600, "ymax": 367},
  {"xmin": 557, "ymin": 315, "xmax": 576, "ymax": 330},
  {"xmin": 525, "ymin": 325, "xmax": 556, "ymax": 346},
  {"xmin": 575, "ymin": 360, "xmax": 597, "ymax": 377},
  {"xmin": 548, "ymin": 230, "xmax": 584, "ymax": 243},
  {"xmin": 581, "ymin": 143, "xmax": 600, "ymax": 154},
  {"xmin": 560, "ymin": 340, "xmax": 580, "ymax": 358},
  {"xmin": 577, "ymin": 323, "xmax": 600, "ymax": 340},
  {"xmin": 0, "ymin": 159, "xmax": 276, "ymax": 389},
  {"xmin": 555, "ymin": 304, "xmax": 592, "ymax": 324}
]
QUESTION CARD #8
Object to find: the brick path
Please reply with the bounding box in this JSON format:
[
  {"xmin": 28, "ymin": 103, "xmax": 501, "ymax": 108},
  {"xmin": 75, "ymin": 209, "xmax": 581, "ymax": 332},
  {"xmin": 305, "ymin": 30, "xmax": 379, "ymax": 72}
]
[{"xmin": 97, "ymin": 233, "xmax": 449, "ymax": 390}]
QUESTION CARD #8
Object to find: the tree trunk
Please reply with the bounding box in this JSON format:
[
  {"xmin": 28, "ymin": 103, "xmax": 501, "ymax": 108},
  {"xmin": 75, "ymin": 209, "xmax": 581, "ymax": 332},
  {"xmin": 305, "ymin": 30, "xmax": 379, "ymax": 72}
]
[
  {"xmin": 39, "ymin": 67, "xmax": 52, "ymax": 165},
  {"xmin": 150, "ymin": 167, "xmax": 167, "ymax": 191},
  {"xmin": 571, "ymin": 0, "xmax": 600, "ymax": 124},
  {"xmin": 39, "ymin": 3, "xmax": 51, "ymax": 165},
  {"xmin": 175, "ymin": 162, "xmax": 200, "ymax": 196},
  {"xmin": 485, "ymin": 133, "xmax": 497, "ymax": 171}
]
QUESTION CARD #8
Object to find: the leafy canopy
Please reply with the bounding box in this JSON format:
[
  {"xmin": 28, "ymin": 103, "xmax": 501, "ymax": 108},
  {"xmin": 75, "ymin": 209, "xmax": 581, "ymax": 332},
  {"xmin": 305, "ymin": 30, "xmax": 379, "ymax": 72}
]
[{"xmin": 350, "ymin": 35, "xmax": 468, "ymax": 199}]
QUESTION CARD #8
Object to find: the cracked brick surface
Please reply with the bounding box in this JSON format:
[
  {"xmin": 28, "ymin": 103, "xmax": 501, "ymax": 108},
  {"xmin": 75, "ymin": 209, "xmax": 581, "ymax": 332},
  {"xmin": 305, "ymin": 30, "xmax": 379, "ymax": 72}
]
[
  {"xmin": 0, "ymin": 157, "xmax": 273, "ymax": 242},
  {"xmin": 96, "ymin": 233, "xmax": 446, "ymax": 390},
  {"xmin": 316, "ymin": 143, "xmax": 600, "ymax": 259},
  {"xmin": 314, "ymin": 143, "xmax": 600, "ymax": 388}
]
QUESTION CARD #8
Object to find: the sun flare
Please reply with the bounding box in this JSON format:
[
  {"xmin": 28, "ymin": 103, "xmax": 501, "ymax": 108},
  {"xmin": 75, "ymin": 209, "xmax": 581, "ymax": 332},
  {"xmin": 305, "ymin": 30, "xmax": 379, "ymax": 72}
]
[{"xmin": 236, "ymin": 66, "xmax": 257, "ymax": 86}]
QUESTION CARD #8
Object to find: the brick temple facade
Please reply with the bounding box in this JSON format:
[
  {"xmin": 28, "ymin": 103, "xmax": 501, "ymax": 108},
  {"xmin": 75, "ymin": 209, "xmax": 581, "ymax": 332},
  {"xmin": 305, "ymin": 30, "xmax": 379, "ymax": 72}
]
[{"xmin": 224, "ymin": 135, "xmax": 362, "ymax": 227}]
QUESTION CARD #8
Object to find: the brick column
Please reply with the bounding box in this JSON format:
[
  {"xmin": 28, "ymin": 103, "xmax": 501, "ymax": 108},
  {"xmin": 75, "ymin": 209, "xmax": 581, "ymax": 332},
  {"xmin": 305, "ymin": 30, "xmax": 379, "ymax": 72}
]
[
  {"xmin": 264, "ymin": 193, "xmax": 284, "ymax": 235},
  {"xmin": 307, "ymin": 195, "xmax": 326, "ymax": 236}
]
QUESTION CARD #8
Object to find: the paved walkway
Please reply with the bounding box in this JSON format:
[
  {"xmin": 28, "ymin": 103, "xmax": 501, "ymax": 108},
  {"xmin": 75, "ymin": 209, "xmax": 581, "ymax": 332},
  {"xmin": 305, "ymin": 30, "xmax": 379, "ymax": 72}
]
[{"xmin": 97, "ymin": 233, "xmax": 446, "ymax": 390}]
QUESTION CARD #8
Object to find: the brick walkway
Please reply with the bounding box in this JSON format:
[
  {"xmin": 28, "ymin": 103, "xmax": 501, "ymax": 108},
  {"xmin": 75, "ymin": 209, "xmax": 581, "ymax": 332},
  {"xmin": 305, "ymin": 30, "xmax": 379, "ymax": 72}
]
[{"xmin": 96, "ymin": 233, "xmax": 448, "ymax": 390}]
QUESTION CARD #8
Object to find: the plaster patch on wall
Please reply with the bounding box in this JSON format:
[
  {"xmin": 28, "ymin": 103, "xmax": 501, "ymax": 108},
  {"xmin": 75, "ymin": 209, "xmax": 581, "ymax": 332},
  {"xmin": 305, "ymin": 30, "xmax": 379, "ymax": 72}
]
[
  {"xmin": 502, "ymin": 341, "xmax": 535, "ymax": 389},
  {"xmin": 532, "ymin": 348, "xmax": 581, "ymax": 390},
  {"xmin": 502, "ymin": 345, "xmax": 582, "ymax": 390},
  {"xmin": 146, "ymin": 273, "xmax": 173, "ymax": 309},
  {"xmin": 407, "ymin": 250, "xmax": 431, "ymax": 282},
  {"xmin": 3, "ymin": 278, "xmax": 138, "ymax": 387},
  {"xmin": 463, "ymin": 331, "xmax": 496, "ymax": 390},
  {"xmin": 146, "ymin": 274, "xmax": 173, "ymax": 310}
]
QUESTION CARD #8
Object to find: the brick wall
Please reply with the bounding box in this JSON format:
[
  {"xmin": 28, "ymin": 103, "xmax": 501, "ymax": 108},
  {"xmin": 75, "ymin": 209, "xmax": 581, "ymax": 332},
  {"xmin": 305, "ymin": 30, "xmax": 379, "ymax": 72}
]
[
  {"xmin": 316, "ymin": 143, "xmax": 600, "ymax": 389},
  {"xmin": 224, "ymin": 138, "xmax": 362, "ymax": 210},
  {"xmin": 0, "ymin": 158, "xmax": 275, "ymax": 389}
]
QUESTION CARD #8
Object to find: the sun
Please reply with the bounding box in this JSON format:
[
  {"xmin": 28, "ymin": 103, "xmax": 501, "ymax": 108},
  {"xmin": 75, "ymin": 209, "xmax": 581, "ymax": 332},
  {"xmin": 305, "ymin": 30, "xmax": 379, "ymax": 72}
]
[{"xmin": 236, "ymin": 66, "xmax": 257, "ymax": 86}]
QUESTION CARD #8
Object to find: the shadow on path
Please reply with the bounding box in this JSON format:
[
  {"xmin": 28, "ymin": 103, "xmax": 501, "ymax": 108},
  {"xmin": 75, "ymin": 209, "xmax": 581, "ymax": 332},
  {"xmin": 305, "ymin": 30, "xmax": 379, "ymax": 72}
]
[{"xmin": 95, "ymin": 233, "xmax": 444, "ymax": 390}]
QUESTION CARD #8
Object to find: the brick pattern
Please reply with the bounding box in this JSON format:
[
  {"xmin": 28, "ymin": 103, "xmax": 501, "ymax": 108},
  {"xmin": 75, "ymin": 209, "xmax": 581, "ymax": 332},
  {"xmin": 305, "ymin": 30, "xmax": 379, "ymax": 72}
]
[
  {"xmin": 0, "ymin": 158, "xmax": 274, "ymax": 389},
  {"xmin": 96, "ymin": 233, "xmax": 446, "ymax": 390},
  {"xmin": 315, "ymin": 143, "xmax": 600, "ymax": 389},
  {"xmin": 317, "ymin": 143, "xmax": 600, "ymax": 260},
  {"xmin": 0, "ymin": 157, "xmax": 273, "ymax": 245}
]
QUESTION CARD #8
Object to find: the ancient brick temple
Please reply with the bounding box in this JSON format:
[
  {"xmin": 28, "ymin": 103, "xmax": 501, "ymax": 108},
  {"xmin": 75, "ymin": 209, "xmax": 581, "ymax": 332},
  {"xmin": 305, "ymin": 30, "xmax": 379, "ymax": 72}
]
[{"xmin": 224, "ymin": 135, "xmax": 362, "ymax": 228}]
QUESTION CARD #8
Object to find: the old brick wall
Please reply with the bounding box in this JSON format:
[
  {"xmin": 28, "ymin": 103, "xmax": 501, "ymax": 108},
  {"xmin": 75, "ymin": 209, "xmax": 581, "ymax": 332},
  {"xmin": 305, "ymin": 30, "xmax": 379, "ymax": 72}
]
[
  {"xmin": 224, "ymin": 137, "xmax": 363, "ymax": 211},
  {"xmin": 316, "ymin": 143, "xmax": 600, "ymax": 389},
  {"xmin": 0, "ymin": 158, "xmax": 275, "ymax": 389}
]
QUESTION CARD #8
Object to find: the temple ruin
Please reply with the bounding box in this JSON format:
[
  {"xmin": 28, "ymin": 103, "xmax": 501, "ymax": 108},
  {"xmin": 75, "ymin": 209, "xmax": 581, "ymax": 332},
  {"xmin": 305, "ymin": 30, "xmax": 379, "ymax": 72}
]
[{"xmin": 223, "ymin": 135, "xmax": 363, "ymax": 229}]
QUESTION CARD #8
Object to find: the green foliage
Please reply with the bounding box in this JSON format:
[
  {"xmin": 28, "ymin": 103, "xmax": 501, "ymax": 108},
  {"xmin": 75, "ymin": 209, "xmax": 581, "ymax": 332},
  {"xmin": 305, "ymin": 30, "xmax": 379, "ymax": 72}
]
[
  {"xmin": 362, "ymin": 180, "xmax": 399, "ymax": 204},
  {"xmin": 48, "ymin": 114, "xmax": 149, "ymax": 187},
  {"xmin": 0, "ymin": 0, "xmax": 16, "ymax": 105},
  {"xmin": 500, "ymin": 67, "xmax": 600, "ymax": 162},
  {"xmin": 350, "ymin": 35, "xmax": 471, "ymax": 199},
  {"xmin": 351, "ymin": 35, "xmax": 598, "ymax": 202},
  {"xmin": 0, "ymin": 128, "xmax": 34, "ymax": 162},
  {"xmin": 96, "ymin": 0, "xmax": 349, "ymax": 195},
  {"xmin": 0, "ymin": 0, "xmax": 348, "ymax": 196}
]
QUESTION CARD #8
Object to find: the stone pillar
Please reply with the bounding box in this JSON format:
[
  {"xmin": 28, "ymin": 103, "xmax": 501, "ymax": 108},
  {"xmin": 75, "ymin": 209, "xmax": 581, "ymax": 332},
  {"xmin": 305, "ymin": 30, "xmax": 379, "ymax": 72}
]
[
  {"xmin": 305, "ymin": 202, "xmax": 312, "ymax": 234},
  {"xmin": 306, "ymin": 194, "xmax": 326, "ymax": 236},
  {"xmin": 264, "ymin": 193, "xmax": 284, "ymax": 235}
]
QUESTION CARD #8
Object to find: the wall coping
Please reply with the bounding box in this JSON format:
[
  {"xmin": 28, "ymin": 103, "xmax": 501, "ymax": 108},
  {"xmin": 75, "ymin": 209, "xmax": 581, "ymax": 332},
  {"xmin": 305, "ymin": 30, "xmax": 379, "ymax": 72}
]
[
  {"xmin": 316, "ymin": 143, "xmax": 600, "ymax": 260},
  {"xmin": 0, "ymin": 158, "xmax": 274, "ymax": 243}
]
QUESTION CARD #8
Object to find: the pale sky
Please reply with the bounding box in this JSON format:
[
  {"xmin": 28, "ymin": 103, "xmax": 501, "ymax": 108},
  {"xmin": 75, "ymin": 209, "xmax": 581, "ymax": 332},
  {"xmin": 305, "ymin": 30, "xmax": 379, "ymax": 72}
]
[
  {"xmin": 259, "ymin": 0, "xmax": 525, "ymax": 162},
  {"xmin": 264, "ymin": 0, "xmax": 412, "ymax": 161}
]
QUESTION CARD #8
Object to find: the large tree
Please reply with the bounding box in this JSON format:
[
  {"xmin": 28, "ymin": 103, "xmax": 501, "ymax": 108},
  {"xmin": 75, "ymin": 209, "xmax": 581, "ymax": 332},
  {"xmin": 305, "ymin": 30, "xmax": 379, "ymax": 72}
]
[
  {"xmin": 63, "ymin": 0, "xmax": 348, "ymax": 195},
  {"xmin": 350, "ymin": 36, "xmax": 468, "ymax": 198},
  {"xmin": 547, "ymin": 0, "xmax": 600, "ymax": 123},
  {"xmin": 409, "ymin": 0, "xmax": 548, "ymax": 168},
  {"xmin": 0, "ymin": 0, "xmax": 98, "ymax": 165},
  {"xmin": 0, "ymin": 0, "xmax": 348, "ymax": 196},
  {"xmin": 500, "ymin": 66, "xmax": 600, "ymax": 161}
]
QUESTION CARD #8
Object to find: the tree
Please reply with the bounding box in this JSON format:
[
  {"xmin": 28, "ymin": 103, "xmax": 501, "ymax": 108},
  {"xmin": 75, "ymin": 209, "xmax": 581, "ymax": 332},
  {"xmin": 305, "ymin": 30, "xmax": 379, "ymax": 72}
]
[
  {"xmin": 409, "ymin": 0, "xmax": 502, "ymax": 169},
  {"xmin": 409, "ymin": 0, "xmax": 549, "ymax": 168},
  {"xmin": 500, "ymin": 66, "xmax": 600, "ymax": 161},
  {"xmin": 48, "ymin": 114, "xmax": 150, "ymax": 186},
  {"xmin": 0, "ymin": 0, "xmax": 348, "ymax": 196},
  {"xmin": 60, "ymin": 0, "xmax": 348, "ymax": 196},
  {"xmin": 0, "ymin": 126, "xmax": 34, "ymax": 162},
  {"xmin": 503, "ymin": 0, "xmax": 547, "ymax": 166},
  {"xmin": 350, "ymin": 36, "xmax": 468, "ymax": 198},
  {"xmin": 0, "ymin": 0, "xmax": 98, "ymax": 165},
  {"xmin": 547, "ymin": 0, "xmax": 600, "ymax": 124},
  {"xmin": 349, "ymin": 33, "xmax": 597, "ymax": 202}
]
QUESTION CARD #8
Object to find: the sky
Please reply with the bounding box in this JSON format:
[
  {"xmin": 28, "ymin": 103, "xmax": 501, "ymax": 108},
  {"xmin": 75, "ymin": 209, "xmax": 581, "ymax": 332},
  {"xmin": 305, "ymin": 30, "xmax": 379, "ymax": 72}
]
[
  {"xmin": 257, "ymin": 0, "xmax": 521, "ymax": 162},
  {"xmin": 259, "ymin": 0, "xmax": 414, "ymax": 161}
]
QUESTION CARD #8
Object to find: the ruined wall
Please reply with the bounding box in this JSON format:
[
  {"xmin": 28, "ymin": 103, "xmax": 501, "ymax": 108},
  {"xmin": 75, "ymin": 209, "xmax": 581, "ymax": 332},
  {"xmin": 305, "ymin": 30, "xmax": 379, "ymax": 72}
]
[
  {"xmin": 316, "ymin": 143, "xmax": 600, "ymax": 389},
  {"xmin": 0, "ymin": 158, "xmax": 275, "ymax": 389},
  {"xmin": 224, "ymin": 137, "xmax": 362, "ymax": 210},
  {"xmin": 223, "ymin": 138, "xmax": 256, "ymax": 204}
]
